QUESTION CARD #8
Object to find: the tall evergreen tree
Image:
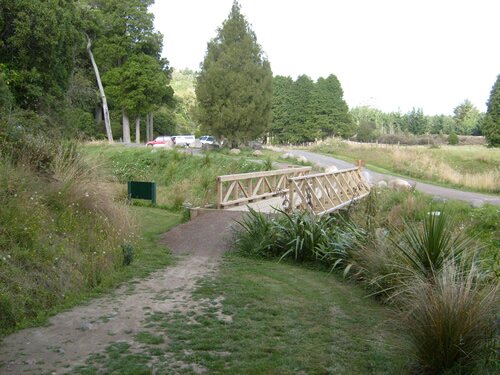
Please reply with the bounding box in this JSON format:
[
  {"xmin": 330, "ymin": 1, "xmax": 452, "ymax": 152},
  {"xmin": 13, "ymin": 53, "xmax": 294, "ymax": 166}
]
[
  {"xmin": 452, "ymin": 99, "xmax": 481, "ymax": 135},
  {"xmin": 286, "ymin": 74, "xmax": 316, "ymax": 143},
  {"xmin": 196, "ymin": 1, "xmax": 272, "ymax": 147},
  {"xmin": 483, "ymin": 74, "xmax": 500, "ymax": 147},
  {"xmin": 270, "ymin": 75, "xmax": 293, "ymax": 143},
  {"xmin": 310, "ymin": 74, "xmax": 353, "ymax": 138}
]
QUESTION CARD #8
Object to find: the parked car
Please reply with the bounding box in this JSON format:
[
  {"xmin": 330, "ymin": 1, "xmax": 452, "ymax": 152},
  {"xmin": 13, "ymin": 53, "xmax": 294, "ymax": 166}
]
[
  {"xmin": 199, "ymin": 135, "xmax": 216, "ymax": 145},
  {"xmin": 172, "ymin": 135, "xmax": 195, "ymax": 147},
  {"xmin": 146, "ymin": 136, "xmax": 172, "ymax": 147}
]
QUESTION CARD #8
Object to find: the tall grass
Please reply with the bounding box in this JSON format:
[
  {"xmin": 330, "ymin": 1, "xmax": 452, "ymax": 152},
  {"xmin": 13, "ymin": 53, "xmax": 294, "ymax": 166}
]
[
  {"xmin": 0, "ymin": 139, "xmax": 134, "ymax": 333},
  {"xmin": 312, "ymin": 139, "xmax": 500, "ymax": 193},
  {"xmin": 403, "ymin": 261, "xmax": 498, "ymax": 373}
]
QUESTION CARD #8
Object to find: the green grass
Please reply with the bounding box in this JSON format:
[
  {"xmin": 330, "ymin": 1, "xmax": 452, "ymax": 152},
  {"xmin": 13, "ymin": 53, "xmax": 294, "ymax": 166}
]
[
  {"xmin": 95, "ymin": 255, "xmax": 408, "ymax": 374},
  {"xmin": 312, "ymin": 140, "xmax": 500, "ymax": 194}
]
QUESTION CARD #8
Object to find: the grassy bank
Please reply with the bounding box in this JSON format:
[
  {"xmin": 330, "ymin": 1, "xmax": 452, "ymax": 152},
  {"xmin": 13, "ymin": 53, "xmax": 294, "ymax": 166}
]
[
  {"xmin": 83, "ymin": 145, "xmax": 269, "ymax": 208},
  {"xmin": 74, "ymin": 255, "xmax": 410, "ymax": 374},
  {"xmin": 311, "ymin": 138, "xmax": 500, "ymax": 194},
  {"xmin": 0, "ymin": 137, "xmax": 183, "ymax": 336}
]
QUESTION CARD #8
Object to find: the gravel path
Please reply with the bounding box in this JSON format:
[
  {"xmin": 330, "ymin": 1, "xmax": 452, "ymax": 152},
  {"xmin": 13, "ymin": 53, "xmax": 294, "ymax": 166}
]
[
  {"xmin": 288, "ymin": 150, "xmax": 500, "ymax": 206},
  {"xmin": 0, "ymin": 211, "xmax": 242, "ymax": 374}
]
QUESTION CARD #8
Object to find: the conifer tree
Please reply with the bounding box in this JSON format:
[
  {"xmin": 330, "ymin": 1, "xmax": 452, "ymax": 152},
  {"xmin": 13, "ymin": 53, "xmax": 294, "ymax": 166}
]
[
  {"xmin": 196, "ymin": 1, "xmax": 272, "ymax": 147},
  {"xmin": 483, "ymin": 74, "xmax": 500, "ymax": 147}
]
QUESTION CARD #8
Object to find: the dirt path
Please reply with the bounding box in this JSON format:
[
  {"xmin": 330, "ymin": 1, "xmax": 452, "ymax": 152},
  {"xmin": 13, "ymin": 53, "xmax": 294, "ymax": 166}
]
[{"xmin": 0, "ymin": 211, "xmax": 242, "ymax": 374}]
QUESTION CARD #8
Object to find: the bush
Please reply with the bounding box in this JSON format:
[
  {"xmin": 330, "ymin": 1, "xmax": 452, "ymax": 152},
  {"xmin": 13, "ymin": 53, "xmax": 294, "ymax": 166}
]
[
  {"xmin": 447, "ymin": 132, "xmax": 459, "ymax": 145},
  {"xmin": 233, "ymin": 208, "xmax": 365, "ymax": 269}
]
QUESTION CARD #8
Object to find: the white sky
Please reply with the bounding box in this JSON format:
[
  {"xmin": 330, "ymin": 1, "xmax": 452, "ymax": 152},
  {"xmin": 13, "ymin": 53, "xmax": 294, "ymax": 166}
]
[{"xmin": 151, "ymin": 0, "xmax": 500, "ymax": 115}]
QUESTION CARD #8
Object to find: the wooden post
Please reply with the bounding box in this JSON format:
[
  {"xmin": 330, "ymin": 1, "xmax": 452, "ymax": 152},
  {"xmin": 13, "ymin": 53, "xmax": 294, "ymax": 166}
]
[
  {"xmin": 288, "ymin": 178, "xmax": 294, "ymax": 213},
  {"xmin": 217, "ymin": 177, "xmax": 223, "ymax": 209},
  {"xmin": 356, "ymin": 160, "xmax": 365, "ymax": 171}
]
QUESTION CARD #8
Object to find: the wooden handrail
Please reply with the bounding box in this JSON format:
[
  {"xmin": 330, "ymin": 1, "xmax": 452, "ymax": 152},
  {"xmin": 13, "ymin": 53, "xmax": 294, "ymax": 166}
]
[{"xmin": 217, "ymin": 166, "xmax": 312, "ymax": 208}]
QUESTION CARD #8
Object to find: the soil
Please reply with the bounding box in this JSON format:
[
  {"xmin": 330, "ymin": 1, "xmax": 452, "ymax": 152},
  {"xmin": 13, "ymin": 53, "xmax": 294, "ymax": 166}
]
[{"xmin": 0, "ymin": 210, "xmax": 243, "ymax": 374}]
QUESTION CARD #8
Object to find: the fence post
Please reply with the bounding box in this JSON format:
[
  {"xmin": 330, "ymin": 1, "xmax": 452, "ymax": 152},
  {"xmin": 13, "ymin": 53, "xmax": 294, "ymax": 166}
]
[
  {"xmin": 287, "ymin": 178, "xmax": 294, "ymax": 213},
  {"xmin": 217, "ymin": 177, "xmax": 222, "ymax": 209}
]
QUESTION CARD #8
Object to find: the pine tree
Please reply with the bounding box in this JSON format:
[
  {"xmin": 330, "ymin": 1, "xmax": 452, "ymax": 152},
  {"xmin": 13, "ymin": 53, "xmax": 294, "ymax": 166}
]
[
  {"xmin": 483, "ymin": 74, "xmax": 500, "ymax": 147},
  {"xmin": 310, "ymin": 74, "xmax": 353, "ymax": 139},
  {"xmin": 196, "ymin": 1, "xmax": 272, "ymax": 147}
]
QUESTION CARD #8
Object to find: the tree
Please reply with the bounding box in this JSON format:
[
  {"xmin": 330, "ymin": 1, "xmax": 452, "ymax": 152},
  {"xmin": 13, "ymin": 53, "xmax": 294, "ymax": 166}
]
[
  {"xmin": 84, "ymin": 0, "xmax": 169, "ymax": 143},
  {"xmin": 483, "ymin": 74, "xmax": 500, "ymax": 147},
  {"xmin": 103, "ymin": 54, "xmax": 173, "ymax": 143},
  {"xmin": 270, "ymin": 75, "xmax": 294, "ymax": 143},
  {"xmin": 196, "ymin": 1, "xmax": 272, "ymax": 147},
  {"xmin": 310, "ymin": 74, "xmax": 353, "ymax": 139},
  {"xmin": 405, "ymin": 108, "xmax": 428, "ymax": 135},
  {"xmin": 285, "ymin": 75, "xmax": 317, "ymax": 143},
  {"xmin": 0, "ymin": 0, "xmax": 80, "ymax": 109},
  {"xmin": 452, "ymin": 99, "xmax": 481, "ymax": 135}
]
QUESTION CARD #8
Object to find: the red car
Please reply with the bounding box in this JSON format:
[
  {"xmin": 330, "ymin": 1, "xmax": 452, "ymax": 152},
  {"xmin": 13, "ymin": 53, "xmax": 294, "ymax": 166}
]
[{"xmin": 146, "ymin": 136, "xmax": 173, "ymax": 147}]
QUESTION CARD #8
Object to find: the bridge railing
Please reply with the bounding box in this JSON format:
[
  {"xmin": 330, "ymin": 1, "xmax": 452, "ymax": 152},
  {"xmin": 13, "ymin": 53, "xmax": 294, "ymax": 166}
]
[
  {"xmin": 217, "ymin": 166, "xmax": 312, "ymax": 209},
  {"xmin": 286, "ymin": 166, "xmax": 370, "ymax": 215}
]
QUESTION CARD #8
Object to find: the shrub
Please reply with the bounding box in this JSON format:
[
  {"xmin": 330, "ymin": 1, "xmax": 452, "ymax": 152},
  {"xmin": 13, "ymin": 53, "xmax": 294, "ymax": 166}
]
[
  {"xmin": 447, "ymin": 132, "xmax": 459, "ymax": 145},
  {"xmin": 233, "ymin": 208, "xmax": 281, "ymax": 258},
  {"xmin": 402, "ymin": 261, "xmax": 498, "ymax": 373},
  {"xmin": 390, "ymin": 209, "xmax": 476, "ymax": 280}
]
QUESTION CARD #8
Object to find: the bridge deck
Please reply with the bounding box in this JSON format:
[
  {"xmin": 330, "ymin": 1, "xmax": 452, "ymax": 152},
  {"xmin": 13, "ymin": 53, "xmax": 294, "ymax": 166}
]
[{"xmin": 225, "ymin": 196, "xmax": 285, "ymax": 213}]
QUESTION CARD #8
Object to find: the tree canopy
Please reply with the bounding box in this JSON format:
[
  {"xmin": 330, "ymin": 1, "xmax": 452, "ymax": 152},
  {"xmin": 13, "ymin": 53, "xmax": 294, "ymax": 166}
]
[
  {"xmin": 195, "ymin": 1, "xmax": 272, "ymax": 146},
  {"xmin": 483, "ymin": 74, "xmax": 500, "ymax": 147},
  {"xmin": 270, "ymin": 74, "xmax": 352, "ymax": 144}
]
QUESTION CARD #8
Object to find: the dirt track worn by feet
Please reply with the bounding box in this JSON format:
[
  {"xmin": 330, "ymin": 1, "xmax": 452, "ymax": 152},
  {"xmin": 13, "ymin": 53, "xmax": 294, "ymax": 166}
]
[{"xmin": 0, "ymin": 210, "xmax": 242, "ymax": 374}]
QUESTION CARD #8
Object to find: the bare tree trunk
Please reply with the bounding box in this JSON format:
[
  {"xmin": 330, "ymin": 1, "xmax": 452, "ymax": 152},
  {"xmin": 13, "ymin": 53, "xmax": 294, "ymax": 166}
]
[
  {"xmin": 146, "ymin": 113, "xmax": 150, "ymax": 142},
  {"xmin": 122, "ymin": 109, "xmax": 131, "ymax": 143},
  {"xmin": 86, "ymin": 35, "xmax": 113, "ymax": 143},
  {"xmin": 135, "ymin": 115, "xmax": 141, "ymax": 144},
  {"xmin": 150, "ymin": 112, "xmax": 154, "ymax": 139}
]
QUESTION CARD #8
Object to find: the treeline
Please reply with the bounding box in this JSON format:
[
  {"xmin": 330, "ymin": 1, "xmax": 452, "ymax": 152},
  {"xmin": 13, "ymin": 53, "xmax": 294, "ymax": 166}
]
[
  {"xmin": 0, "ymin": 0, "xmax": 175, "ymax": 142},
  {"xmin": 351, "ymin": 100, "xmax": 484, "ymax": 143},
  {"xmin": 270, "ymin": 75, "xmax": 352, "ymax": 144}
]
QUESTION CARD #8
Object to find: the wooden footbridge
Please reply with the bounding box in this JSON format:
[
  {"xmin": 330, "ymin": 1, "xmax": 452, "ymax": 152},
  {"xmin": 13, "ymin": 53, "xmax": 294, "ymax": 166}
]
[{"xmin": 216, "ymin": 163, "xmax": 370, "ymax": 215}]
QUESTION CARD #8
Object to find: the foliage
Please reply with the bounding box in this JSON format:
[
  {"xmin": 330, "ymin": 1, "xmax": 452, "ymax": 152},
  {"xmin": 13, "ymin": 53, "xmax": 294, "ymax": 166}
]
[
  {"xmin": 447, "ymin": 132, "xmax": 459, "ymax": 145},
  {"xmin": 453, "ymin": 99, "xmax": 482, "ymax": 135},
  {"xmin": 103, "ymin": 53, "xmax": 173, "ymax": 117},
  {"xmin": 0, "ymin": 137, "xmax": 135, "ymax": 333},
  {"xmin": 196, "ymin": 1, "xmax": 272, "ymax": 147},
  {"xmin": 233, "ymin": 208, "xmax": 365, "ymax": 269},
  {"xmin": 402, "ymin": 261, "xmax": 498, "ymax": 373},
  {"xmin": 0, "ymin": 0, "xmax": 80, "ymax": 108},
  {"xmin": 270, "ymin": 74, "xmax": 352, "ymax": 144},
  {"xmin": 389, "ymin": 210, "xmax": 476, "ymax": 280},
  {"xmin": 483, "ymin": 74, "xmax": 500, "ymax": 147}
]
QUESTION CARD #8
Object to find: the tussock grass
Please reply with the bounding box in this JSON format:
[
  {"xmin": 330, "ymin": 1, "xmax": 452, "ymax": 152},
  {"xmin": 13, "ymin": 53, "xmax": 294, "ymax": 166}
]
[
  {"xmin": 403, "ymin": 261, "xmax": 498, "ymax": 373},
  {"xmin": 313, "ymin": 138, "xmax": 500, "ymax": 193}
]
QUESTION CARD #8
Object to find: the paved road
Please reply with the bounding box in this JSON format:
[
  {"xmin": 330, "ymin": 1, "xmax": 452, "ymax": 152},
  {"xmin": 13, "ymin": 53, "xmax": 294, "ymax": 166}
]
[{"xmin": 288, "ymin": 150, "xmax": 500, "ymax": 206}]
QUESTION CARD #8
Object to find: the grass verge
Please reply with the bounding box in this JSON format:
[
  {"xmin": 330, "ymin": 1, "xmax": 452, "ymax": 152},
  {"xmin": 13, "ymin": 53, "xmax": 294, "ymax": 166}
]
[
  {"xmin": 74, "ymin": 255, "xmax": 410, "ymax": 374},
  {"xmin": 311, "ymin": 139, "xmax": 500, "ymax": 194}
]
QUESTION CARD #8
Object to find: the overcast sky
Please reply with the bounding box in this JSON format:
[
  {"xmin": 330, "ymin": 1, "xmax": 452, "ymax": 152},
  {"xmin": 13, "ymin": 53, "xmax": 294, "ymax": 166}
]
[{"xmin": 151, "ymin": 0, "xmax": 500, "ymax": 115}]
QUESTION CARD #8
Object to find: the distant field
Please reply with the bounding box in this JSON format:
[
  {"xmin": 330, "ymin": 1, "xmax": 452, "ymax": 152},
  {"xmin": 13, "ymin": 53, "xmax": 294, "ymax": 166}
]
[{"xmin": 312, "ymin": 139, "xmax": 500, "ymax": 194}]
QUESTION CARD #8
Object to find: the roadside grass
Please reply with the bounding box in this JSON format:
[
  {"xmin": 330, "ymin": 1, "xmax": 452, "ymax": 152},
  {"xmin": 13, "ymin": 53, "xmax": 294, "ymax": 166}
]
[
  {"xmin": 74, "ymin": 255, "xmax": 410, "ymax": 374},
  {"xmin": 311, "ymin": 139, "xmax": 500, "ymax": 194}
]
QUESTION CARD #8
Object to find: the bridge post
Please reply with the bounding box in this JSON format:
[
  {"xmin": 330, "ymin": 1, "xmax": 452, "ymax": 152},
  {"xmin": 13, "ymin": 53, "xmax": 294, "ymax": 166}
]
[
  {"xmin": 216, "ymin": 176, "xmax": 222, "ymax": 209},
  {"xmin": 356, "ymin": 160, "xmax": 365, "ymax": 170}
]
